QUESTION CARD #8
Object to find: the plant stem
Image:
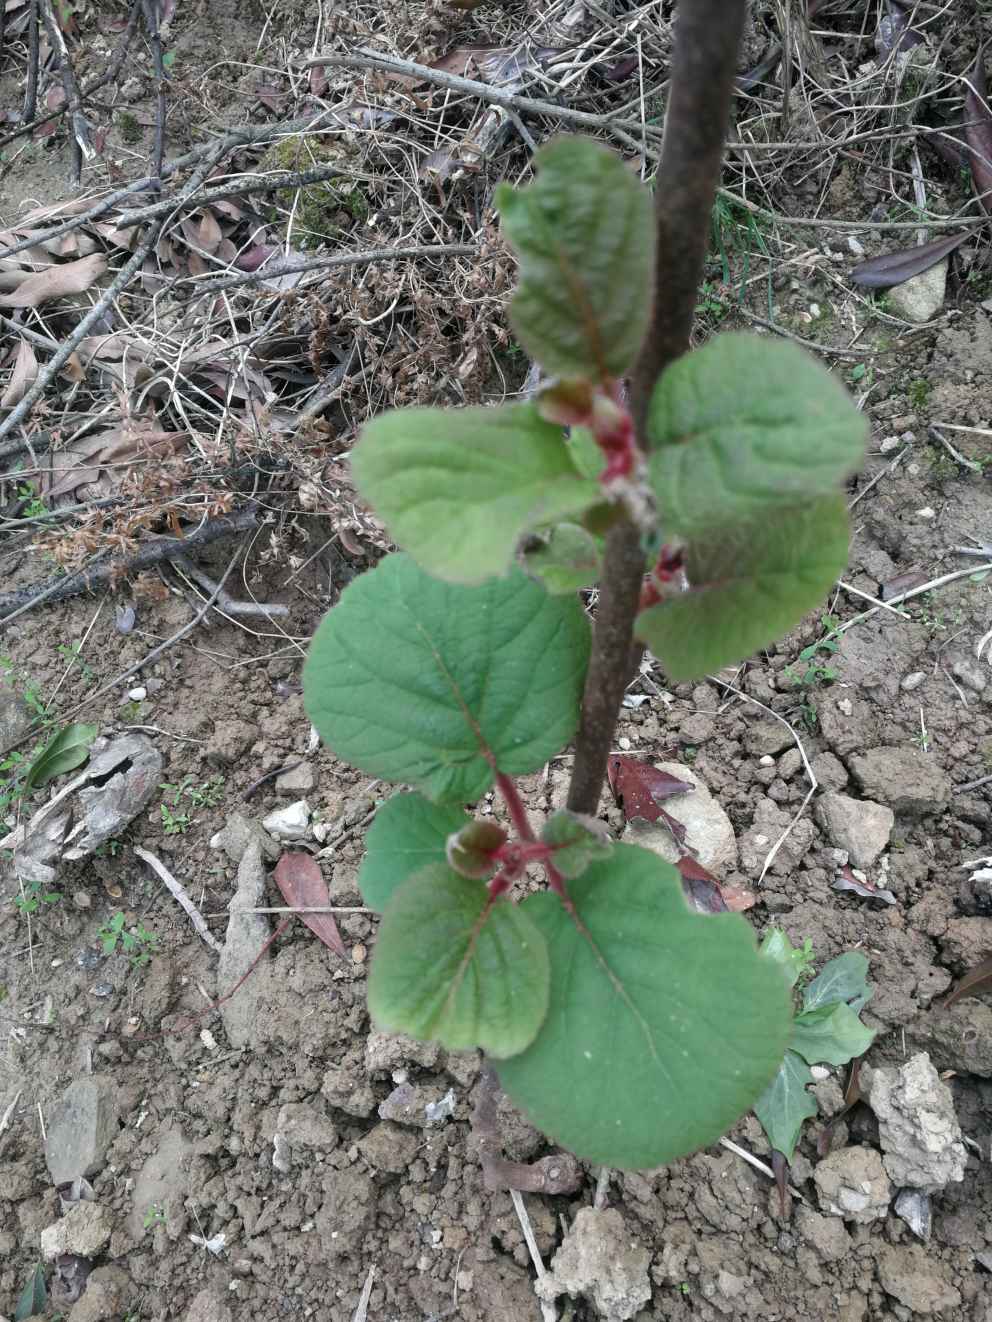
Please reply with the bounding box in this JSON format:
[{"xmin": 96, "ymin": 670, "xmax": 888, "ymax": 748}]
[
  {"xmin": 567, "ymin": 0, "xmax": 749, "ymax": 817},
  {"xmin": 495, "ymin": 771, "xmax": 535, "ymax": 843}
]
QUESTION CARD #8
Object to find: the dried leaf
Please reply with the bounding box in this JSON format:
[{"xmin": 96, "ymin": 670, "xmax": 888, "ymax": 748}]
[
  {"xmin": 39, "ymin": 426, "xmax": 187, "ymax": 501},
  {"xmin": 274, "ymin": 853, "xmax": 346, "ymax": 957},
  {"xmin": 832, "ymin": 865, "xmax": 897, "ymax": 906},
  {"xmin": 1, "ymin": 338, "xmax": 38, "ymax": 410},
  {"xmin": 965, "ymin": 51, "xmax": 992, "ymax": 214},
  {"xmin": 944, "ymin": 954, "xmax": 992, "ymax": 1008},
  {"xmin": 876, "ymin": 1, "xmax": 924, "ymax": 58},
  {"xmin": 197, "ymin": 209, "xmax": 223, "ymax": 254},
  {"xmin": 675, "ymin": 853, "xmax": 756, "ymax": 914},
  {"xmin": 309, "ymin": 63, "xmax": 328, "ymax": 96},
  {"xmin": 236, "ymin": 243, "xmax": 276, "ymax": 272},
  {"xmin": 606, "ymin": 754, "xmax": 693, "ymax": 822},
  {"xmin": 850, "ymin": 232, "xmax": 969, "ymax": 288},
  {"xmin": 0, "ymin": 252, "xmax": 106, "ymax": 309}
]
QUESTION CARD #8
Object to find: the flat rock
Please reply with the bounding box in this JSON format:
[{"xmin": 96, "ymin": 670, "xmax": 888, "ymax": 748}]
[
  {"xmin": 795, "ymin": 1206, "xmax": 851, "ymax": 1262},
  {"xmin": 184, "ymin": 1288, "xmax": 233, "ymax": 1322},
  {"xmin": 877, "ymin": 1244, "xmax": 962, "ymax": 1313},
  {"xmin": 815, "ymin": 792, "xmax": 893, "ymax": 870},
  {"xmin": 739, "ymin": 797, "xmax": 815, "ymax": 876},
  {"xmin": 275, "ymin": 761, "xmax": 316, "ymax": 793},
  {"xmin": 813, "ymin": 1146, "xmax": 891, "ymax": 1223},
  {"xmin": 274, "ymin": 1102, "xmax": 338, "ymax": 1155},
  {"xmin": 0, "ymin": 683, "xmax": 32, "ymax": 747},
  {"xmin": 365, "ymin": 1030, "xmax": 440, "ymax": 1074},
  {"xmin": 262, "ymin": 800, "xmax": 311, "ymax": 840},
  {"xmin": 866, "ymin": 1053, "xmax": 966, "ymax": 1192},
  {"xmin": 621, "ymin": 762, "xmax": 737, "ymax": 873},
  {"xmin": 45, "ymin": 1076, "xmax": 119, "ymax": 1184},
  {"xmin": 848, "ymin": 746, "xmax": 950, "ymax": 817},
  {"xmin": 321, "ymin": 1064, "xmax": 376, "ymax": 1118},
  {"xmin": 41, "ymin": 1202, "xmax": 113, "ymax": 1259},
  {"xmin": 907, "ymin": 1000, "xmax": 992, "ymax": 1077},
  {"xmin": 218, "ymin": 841, "xmax": 271, "ymax": 1049},
  {"xmin": 886, "ymin": 259, "xmax": 947, "ymax": 324},
  {"xmin": 209, "ymin": 812, "xmax": 279, "ymax": 864},
  {"xmin": 744, "ymin": 718, "xmax": 794, "ymax": 757},
  {"xmin": 66, "ymin": 1265, "xmax": 130, "ymax": 1322},
  {"xmin": 540, "ymin": 1207, "xmax": 651, "ymax": 1321}
]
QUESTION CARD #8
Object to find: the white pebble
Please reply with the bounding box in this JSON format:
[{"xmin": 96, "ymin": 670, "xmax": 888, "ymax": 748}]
[
  {"xmin": 759, "ymin": 755, "xmax": 775, "ymax": 766},
  {"xmin": 915, "ymin": 506, "xmax": 936, "ymax": 520},
  {"xmin": 127, "ymin": 686, "xmax": 147, "ymax": 701},
  {"xmin": 902, "ymin": 672, "xmax": 926, "ymax": 691}
]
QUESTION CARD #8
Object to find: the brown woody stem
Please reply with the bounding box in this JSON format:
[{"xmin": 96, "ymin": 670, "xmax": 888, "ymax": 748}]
[{"xmin": 566, "ymin": 0, "xmax": 749, "ymax": 816}]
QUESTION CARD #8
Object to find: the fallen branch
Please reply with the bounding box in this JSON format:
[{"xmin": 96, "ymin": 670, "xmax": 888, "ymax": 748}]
[
  {"xmin": 39, "ymin": 0, "xmax": 95, "ymax": 181},
  {"xmin": 134, "ymin": 846, "xmax": 223, "ymax": 954},
  {"xmin": 182, "ymin": 243, "xmax": 476, "ymax": 295}
]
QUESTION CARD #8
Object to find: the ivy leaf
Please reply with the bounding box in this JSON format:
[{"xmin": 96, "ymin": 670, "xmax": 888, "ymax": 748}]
[
  {"xmin": 23, "ymin": 722, "xmax": 98, "ymax": 791},
  {"xmin": 790, "ymin": 1002, "xmax": 875, "ymax": 1067},
  {"xmin": 304, "ymin": 555, "xmax": 591, "ymax": 805},
  {"xmin": 496, "ymin": 136, "xmax": 654, "ymax": 381},
  {"xmin": 523, "ymin": 523, "xmax": 602, "ymax": 594},
  {"xmin": 541, "ymin": 810, "xmax": 613, "ymax": 879},
  {"xmin": 647, "ymin": 334, "xmax": 866, "ymax": 533},
  {"xmin": 352, "ymin": 404, "xmax": 599, "ymax": 585},
  {"xmin": 753, "ymin": 1050, "xmax": 818, "ymax": 1162},
  {"xmin": 496, "ymin": 844, "xmax": 792, "ymax": 1168},
  {"xmin": 760, "ymin": 928, "xmax": 814, "ymax": 988},
  {"xmin": 368, "ymin": 864, "xmax": 550, "ymax": 1058},
  {"xmin": 802, "ymin": 951, "xmax": 873, "ymax": 1014},
  {"xmin": 636, "ymin": 496, "xmax": 850, "ymax": 682},
  {"xmin": 358, "ymin": 792, "xmax": 469, "ymax": 911},
  {"xmin": 14, "ymin": 1262, "xmax": 46, "ymax": 1322}
]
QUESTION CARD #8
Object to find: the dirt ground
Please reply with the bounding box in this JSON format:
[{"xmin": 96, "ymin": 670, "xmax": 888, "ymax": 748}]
[{"xmin": 1, "ymin": 2, "xmax": 992, "ymax": 1320}]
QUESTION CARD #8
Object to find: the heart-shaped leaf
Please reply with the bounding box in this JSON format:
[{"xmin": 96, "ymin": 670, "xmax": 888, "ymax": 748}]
[
  {"xmin": 496, "ymin": 136, "xmax": 654, "ymax": 381},
  {"xmin": 352, "ymin": 404, "xmax": 599, "ymax": 585},
  {"xmin": 648, "ymin": 334, "xmax": 866, "ymax": 534},
  {"xmin": 752, "ymin": 1050, "xmax": 817, "ymax": 1162},
  {"xmin": 802, "ymin": 950, "xmax": 873, "ymax": 1014},
  {"xmin": 358, "ymin": 792, "xmax": 470, "ymax": 911},
  {"xmin": 636, "ymin": 496, "xmax": 850, "ymax": 682},
  {"xmin": 304, "ymin": 555, "xmax": 591, "ymax": 804},
  {"xmin": 368, "ymin": 864, "xmax": 550, "ymax": 1058},
  {"xmin": 523, "ymin": 522, "xmax": 602, "ymax": 594},
  {"xmin": 790, "ymin": 1002, "xmax": 875, "ymax": 1067},
  {"xmin": 496, "ymin": 844, "xmax": 792, "ymax": 1168}
]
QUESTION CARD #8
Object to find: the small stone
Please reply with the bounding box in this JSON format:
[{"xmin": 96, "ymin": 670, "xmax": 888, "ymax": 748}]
[
  {"xmin": 880, "ymin": 436, "xmax": 902, "ymax": 454},
  {"xmin": 847, "ymin": 236, "xmax": 865, "ymax": 257},
  {"xmin": 811, "ymin": 752, "xmax": 848, "ymax": 791},
  {"xmin": 66, "ymin": 1265, "xmax": 130, "ymax": 1322},
  {"xmin": 894, "ymin": 1188, "xmax": 932, "ymax": 1241},
  {"xmin": 902, "ymin": 672, "xmax": 926, "ymax": 692},
  {"xmin": 745, "ymin": 719, "xmax": 793, "ymax": 757},
  {"xmin": 209, "ymin": 812, "xmax": 279, "ymax": 864},
  {"xmin": 275, "ymin": 762, "xmax": 317, "ymax": 794},
  {"xmin": 127, "ymin": 686, "xmax": 146, "ymax": 701},
  {"xmin": 877, "ymin": 1245, "xmax": 962, "ymax": 1314},
  {"xmin": 378, "ymin": 1082, "xmax": 450, "ymax": 1128},
  {"xmin": 365, "ymin": 1031, "xmax": 441, "ymax": 1075},
  {"xmin": 836, "ymin": 698, "xmax": 854, "ymax": 717},
  {"xmin": 951, "ymin": 657, "xmax": 987, "ymax": 693},
  {"xmin": 849, "ymin": 746, "xmax": 951, "ymax": 817},
  {"xmin": 622, "ymin": 762, "xmax": 737, "ymax": 874},
  {"xmin": 358, "ymin": 1121, "xmax": 420, "ymax": 1173},
  {"xmin": 41, "ymin": 1202, "xmax": 113, "ymax": 1260},
  {"xmin": 45, "ymin": 1076, "xmax": 120, "ymax": 1184},
  {"xmin": 275, "ymin": 1103, "xmax": 338, "ymax": 1158},
  {"xmin": 678, "ymin": 713, "xmax": 714, "ymax": 745},
  {"xmin": 813, "ymin": 1146, "xmax": 891, "ymax": 1222},
  {"xmin": 73, "ymin": 891, "xmax": 91, "ymax": 910},
  {"xmin": 759, "ymin": 755, "xmax": 775, "ymax": 767},
  {"xmin": 778, "ymin": 748, "xmax": 802, "ymax": 780},
  {"xmin": 0, "ymin": 683, "xmax": 32, "ymax": 748},
  {"xmin": 539, "ymin": 1208, "xmax": 650, "ymax": 1321},
  {"xmin": 815, "ymin": 792, "xmax": 894, "ymax": 870},
  {"xmin": 867, "ymin": 1053, "xmax": 966, "ymax": 1193},
  {"xmin": 916, "ymin": 506, "xmax": 936, "ymax": 520},
  {"xmin": 261, "ymin": 800, "xmax": 311, "ymax": 840},
  {"xmin": 218, "ymin": 842, "xmax": 270, "ymax": 1049},
  {"xmin": 886, "ymin": 258, "xmax": 947, "ymax": 323}
]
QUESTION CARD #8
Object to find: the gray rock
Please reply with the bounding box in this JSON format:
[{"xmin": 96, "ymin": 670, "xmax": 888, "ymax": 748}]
[
  {"xmin": 261, "ymin": 800, "xmax": 310, "ymax": 840},
  {"xmin": 0, "ymin": 683, "xmax": 32, "ymax": 748},
  {"xmin": 951, "ymin": 657, "xmax": 988, "ymax": 693},
  {"xmin": 378, "ymin": 1082, "xmax": 452, "ymax": 1128},
  {"xmin": 40, "ymin": 1202, "xmax": 113, "ymax": 1259},
  {"xmin": 218, "ymin": 842, "xmax": 271, "ymax": 1049},
  {"xmin": 45, "ymin": 1077, "xmax": 119, "ymax": 1184},
  {"xmin": 848, "ymin": 746, "xmax": 950, "ymax": 817},
  {"xmin": 321, "ymin": 1064, "xmax": 376, "ymax": 1118},
  {"xmin": 895, "ymin": 1188, "xmax": 932, "ymax": 1242},
  {"xmin": 275, "ymin": 761, "xmax": 317, "ymax": 793},
  {"xmin": 184, "ymin": 1288, "xmax": 233, "ymax": 1322},
  {"xmin": 902, "ymin": 672, "xmax": 927, "ymax": 692},
  {"xmin": 358, "ymin": 1121, "xmax": 421, "ymax": 1173},
  {"xmin": 274, "ymin": 1103, "xmax": 338, "ymax": 1162},
  {"xmin": 365, "ymin": 1030, "xmax": 440, "ymax": 1075},
  {"xmin": 622, "ymin": 762, "xmax": 737, "ymax": 873},
  {"xmin": 65, "ymin": 1265, "xmax": 130, "ymax": 1322},
  {"xmin": 909, "ymin": 1000, "xmax": 992, "ymax": 1077},
  {"xmin": 739, "ymin": 798, "xmax": 815, "ymax": 875},
  {"xmin": 539, "ymin": 1208, "xmax": 651, "ymax": 1321},
  {"xmin": 813, "ymin": 1146, "xmax": 891, "ymax": 1222},
  {"xmin": 795, "ymin": 1206, "xmax": 851, "ymax": 1261},
  {"xmin": 678, "ymin": 713, "xmax": 715, "ymax": 745},
  {"xmin": 810, "ymin": 752, "xmax": 848, "ymax": 791},
  {"xmin": 209, "ymin": 812, "xmax": 279, "ymax": 864},
  {"xmin": 886, "ymin": 259, "xmax": 947, "ymax": 324},
  {"xmin": 877, "ymin": 1244, "xmax": 962, "ymax": 1314},
  {"xmin": 815, "ymin": 792, "xmax": 894, "ymax": 870},
  {"xmin": 866, "ymin": 1053, "xmax": 966, "ymax": 1192},
  {"xmin": 745, "ymin": 719, "xmax": 794, "ymax": 757}
]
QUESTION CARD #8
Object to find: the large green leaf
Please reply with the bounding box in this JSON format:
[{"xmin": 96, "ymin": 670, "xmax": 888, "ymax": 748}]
[
  {"xmin": 753, "ymin": 1050, "xmax": 818, "ymax": 1161},
  {"xmin": 647, "ymin": 334, "xmax": 866, "ymax": 533},
  {"xmin": 636, "ymin": 496, "xmax": 850, "ymax": 682},
  {"xmin": 802, "ymin": 950, "xmax": 873, "ymax": 1014},
  {"xmin": 24, "ymin": 722, "xmax": 97, "ymax": 791},
  {"xmin": 352, "ymin": 404, "xmax": 599, "ymax": 585},
  {"xmin": 368, "ymin": 865, "xmax": 549, "ymax": 1058},
  {"xmin": 496, "ymin": 844, "xmax": 792, "ymax": 1168},
  {"xmin": 359, "ymin": 792, "xmax": 469, "ymax": 911},
  {"xmin": 496, "ymin": 136, "xmax": 654, "ymax": 381},
  {"xmin": 304, "ymin": 555, "xmax": 591, "ymax": 804},
  {"xmin": 523, "ymin": 523, "xmax": 602, "ymax": 594},
  {"xmin": 790, "ymin": 1002, "xmax": 875, "ymax": 1067}
]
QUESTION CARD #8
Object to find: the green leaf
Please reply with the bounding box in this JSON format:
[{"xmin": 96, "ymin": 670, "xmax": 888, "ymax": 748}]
[
  {"xmin": 15, "ymin": 1262, "xmax": 46, "ymax": 1322},
  {"xmin": 358, "ymin": 792, "xmax": 469, "ymax": 911},
  {"xmin": 368, "ymin": 864, "xmax": 550, "ymax": 1058},
  {"xmin": 567, "ymin": 426, "xmax": 605, "ymax": 479},
  {"xmin": 352, "ymin": 404, "xmax": 599, "ymax": 585},
  {"xmin": 523, "ymin": 523, "xmax": 602, "ymax": 594},
  {"xmin": 647, "ymin": 334, "xmax": 866, "ymax": 533},
  {"xmin": 541, "ymin": 810, "xmax": 613, "ymax": 878},
  {"xmin": 635, "ymin": 496, "xmax": 850, "ymax": 682},
  {"xmin": 496, "ymin": 844, "xmax": 792, "ymax": 1168},
  {"xmin": 304, "ymin": 555, "xmax": 591, "ymax": 804},
  {"xmin": 496, "ymin": 136, "xmax": 654, "ymax": 381},
  {"xmin": 23, "ymin": 722, "xmax": 98, "ymax": 791},
  {"xmin": 760, "ymin": 928, "xmax": 814, "ymax": 988},
  {"xmin": 446, "ymin": 820, "xmax": 507, "ymax": 880},
  {"xmin": 753, "ymin": 1050, "xmax": 818, "ymax": 1161},
  {"xmin": 803, "ymin": 950, "xmax": 873, "ymax": 1014},
  {"xmin": 790, "ymin": 1002, "xmax": 875, "ymax": 1066}
]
